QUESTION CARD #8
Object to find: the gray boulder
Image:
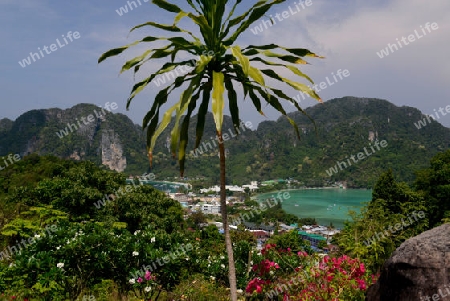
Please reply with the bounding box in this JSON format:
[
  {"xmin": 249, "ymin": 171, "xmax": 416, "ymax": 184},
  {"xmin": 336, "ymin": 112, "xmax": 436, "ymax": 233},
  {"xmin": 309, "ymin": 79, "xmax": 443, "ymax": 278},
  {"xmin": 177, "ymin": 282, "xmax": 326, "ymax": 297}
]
[{"xmin": 366, "ymin": 223, "xmax": 450, "ymax": 300}]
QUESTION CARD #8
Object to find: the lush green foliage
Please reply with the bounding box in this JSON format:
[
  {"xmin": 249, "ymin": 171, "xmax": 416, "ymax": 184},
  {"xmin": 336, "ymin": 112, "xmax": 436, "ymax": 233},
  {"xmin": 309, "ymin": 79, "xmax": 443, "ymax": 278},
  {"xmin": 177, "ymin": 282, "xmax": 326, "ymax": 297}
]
[
  {"xmin": 333, "ymin": 150, "xmax": 450, "ymax": 273},
  {"xmin": 1, "ymin": 147, "xmax": 448, "ymax": 299},
  {"xmin": 414, "ymin": 149, "xmax": 450, "ymax": 226},
  {"xmin": 267, "ymin": 230, "xmax": 312, "ymax": 254}
]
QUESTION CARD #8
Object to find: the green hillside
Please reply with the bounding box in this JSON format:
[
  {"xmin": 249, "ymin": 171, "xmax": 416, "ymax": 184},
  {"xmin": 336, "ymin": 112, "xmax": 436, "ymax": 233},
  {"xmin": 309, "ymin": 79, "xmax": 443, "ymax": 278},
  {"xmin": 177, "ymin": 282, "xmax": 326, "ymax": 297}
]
[{"xmin": 1, "ymin": 97, "xmax": 449, "ymax": 188}]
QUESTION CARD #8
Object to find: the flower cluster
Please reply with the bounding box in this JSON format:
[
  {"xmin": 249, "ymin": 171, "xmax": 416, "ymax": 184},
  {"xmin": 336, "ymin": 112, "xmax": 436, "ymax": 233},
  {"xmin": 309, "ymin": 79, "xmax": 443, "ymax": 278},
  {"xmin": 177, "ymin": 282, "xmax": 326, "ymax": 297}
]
[
  {"xmin": 129, "ymin": 270, "xmax": 157, "ymax": 300},
  {"xmin": 246, "ymin": 278, "xmax": 271, "ymax": 294},
  {"xmin": 251, "ymin": 259, "xmax": 280, "ymax": 277},
  {"xmin": 246, "ymin": 243, "xmax": 376, "ymax": 300},
  {"xmin": 296, "ymin": 255, "xmax": 370, "ymax": 300}
]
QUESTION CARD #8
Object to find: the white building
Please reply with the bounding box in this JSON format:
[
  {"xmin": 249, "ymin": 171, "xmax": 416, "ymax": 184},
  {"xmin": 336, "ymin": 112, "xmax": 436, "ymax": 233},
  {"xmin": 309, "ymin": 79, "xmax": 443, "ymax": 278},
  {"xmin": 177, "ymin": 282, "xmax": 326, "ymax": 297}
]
[
  {"xmin": 201, "ymin": 204, "xmax": 221, "ymax": 214},
  {"xmin": 200, "ymin": 181, "xmax": 258, "ymax": 194},
  {"xmin": 242, "ymin": 181, "xmax": 259, "ymax": 191}
]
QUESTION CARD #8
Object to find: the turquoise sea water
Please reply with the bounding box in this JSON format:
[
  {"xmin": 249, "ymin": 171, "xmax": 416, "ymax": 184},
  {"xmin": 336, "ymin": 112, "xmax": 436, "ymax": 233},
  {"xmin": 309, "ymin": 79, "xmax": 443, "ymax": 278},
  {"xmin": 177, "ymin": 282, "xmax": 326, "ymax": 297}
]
[{"xmin": 256, "ymin": 189, "xmax": 372, "ymax": 229}]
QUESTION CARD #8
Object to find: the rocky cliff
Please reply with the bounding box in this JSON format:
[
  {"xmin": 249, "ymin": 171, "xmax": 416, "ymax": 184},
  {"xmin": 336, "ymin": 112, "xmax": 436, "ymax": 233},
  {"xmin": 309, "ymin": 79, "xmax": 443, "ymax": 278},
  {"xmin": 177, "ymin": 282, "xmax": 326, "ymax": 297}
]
[{"xmin": 0, "ymin": 104, "xmax": 146, "ymax": 174}]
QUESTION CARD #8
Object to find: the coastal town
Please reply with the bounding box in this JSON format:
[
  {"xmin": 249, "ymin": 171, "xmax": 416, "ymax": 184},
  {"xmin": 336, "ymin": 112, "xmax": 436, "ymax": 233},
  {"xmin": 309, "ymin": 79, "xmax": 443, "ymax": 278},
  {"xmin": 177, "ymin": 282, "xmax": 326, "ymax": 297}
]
[{"xmin": 126, "ymin": 174, "xmax": 341, "ymax": 252}]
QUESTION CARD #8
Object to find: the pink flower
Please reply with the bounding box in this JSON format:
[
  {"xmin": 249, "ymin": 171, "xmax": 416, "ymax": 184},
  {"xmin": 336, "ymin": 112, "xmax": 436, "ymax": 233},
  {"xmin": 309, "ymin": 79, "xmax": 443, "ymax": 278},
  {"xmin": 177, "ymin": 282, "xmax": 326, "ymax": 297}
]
[
  {"xmin": 137, "ymin": 277, "xmax": 143, "ymax": 283},
  {"xmin": 357, "ymin": 279, "xmax": 366, "ymax": 290},
  {"xmin": 145, "ymin": 270, "xmax": 151, "ymax": 281},
  {"xmin": 246, "ymin": 278, "xmax": 267, "ymax": 294},
  {"xmin": 359, "ymin": 263, "xmax": 366, "ymax": 273}
]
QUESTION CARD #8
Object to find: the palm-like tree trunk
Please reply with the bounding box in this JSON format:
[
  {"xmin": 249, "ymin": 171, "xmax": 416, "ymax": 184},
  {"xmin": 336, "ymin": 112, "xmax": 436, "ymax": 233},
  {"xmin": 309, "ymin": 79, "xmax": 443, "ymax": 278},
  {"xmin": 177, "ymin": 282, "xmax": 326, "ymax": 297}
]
[{"xmin": 218, "ymin": 131, "xmax": 237, "ymax": 301}]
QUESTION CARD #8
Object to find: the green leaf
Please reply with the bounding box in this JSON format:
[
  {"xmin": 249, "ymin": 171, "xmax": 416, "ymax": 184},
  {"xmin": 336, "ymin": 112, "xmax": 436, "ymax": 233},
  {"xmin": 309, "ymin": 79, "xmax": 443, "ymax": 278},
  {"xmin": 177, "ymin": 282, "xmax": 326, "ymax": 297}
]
[
  {"xmin": 248, "ymin": 66, "xmax": 265, "ymax": 86},
  {"xmin": 225, "ymin": 77, "xmax": 240, "ymax": 133},
  {"xmin": 247, "ymin": 86, "xmax": 263, "ymax": 115},
  {"xmin": 130, "ymin": 21, "xmax": 183, "ymax": 33},
  {"xmin": 230, "ymin": 45, "xmax": 250, "ymax": 74},
  {"xmin": 244, "ymin": 44, "xmax": 324, "ymax": 58},
  {"xmin": 195, "ymin": 55, "xmax": 213, "ymax": 73},
  {"xmin": 149, "ymin": 103, "xmax": 178, "ymax": 153},
  {"xmin": 170, "ymin": 75, "xmax": 202, "ymax": 155},
  {"xmin": 220, "ymin": 0, "xmax": 243, "ymax": 34},
  {"xmin": 98, "ymin": 41, "xmax": 138, "ymax": 63},
  {"xmin": 126, "ymin": 60, "xmax": 195, "ymax": 108},
  {"xmin": 253, "ymin": 85, "xmax": 301, "ymax": 139},
  {"xmin": 269, "ymin": 86, "xmax": 315, "ymax": 127},
  {"xmin": 142, "ymin": 86, "xmax": 171, "ymax": 128},
  {"xmin": 260, "ymin": 50, "xmax": 309, "ymax": 64},
  {"xmin": 168, "ymin": 36, "xmax": 202, "ymax": 49},
  {"xmin": 179, "ymin": 89, "xmax": 202, "ymax": 176},
  {"xmin": 211, "ymin": 71, "xmax": 225, "ymax": 133},
  {"xmin": 152, "ymin": 0, "xmax": 182, "ymax": 13},
  {"xmin": 173, "ymin": 11, "xmax": 189, "ymax": 25},
  {"xmin": 250, "ymin": 57, "xmax": 313, "ymax": 83},
  {"xmin": 195, "ymin": 81, "xmax": 212, "ymax": 149},
  {"xmin": 224, "ymin": 0, "xmax": 285, "ymax": 45},
  {"xmin": 120, "ymin": 49, "xmax": 153, "ymax": 74},
  {"xmin": 261, "ymin": 69, "xmax": 321, "ymax": 102}
]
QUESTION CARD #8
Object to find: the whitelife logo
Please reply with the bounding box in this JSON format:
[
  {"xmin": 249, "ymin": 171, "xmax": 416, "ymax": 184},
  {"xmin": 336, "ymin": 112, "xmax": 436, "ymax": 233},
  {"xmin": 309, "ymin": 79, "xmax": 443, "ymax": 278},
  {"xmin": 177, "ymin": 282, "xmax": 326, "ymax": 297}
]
[
  {"xmin": 191, "ymin": 121, "xmax": 253, "ymax": 157},
  {"xmin": 0, "ymin": 154, "xmax": 21, "ymax": 171},
  {"xmin": 18, "ymin": 31, "xmax": 81, "ymax": 68},
  {"xmin": 289, "ymin": 69, "xmax": 350, "ymax": 106},
  {"xmin": 116, "ymin": 0, "xmax": 149, "ymax": 16},
  {"xmin": 325, "ymin": 140, "xmax": 388, "ymax": 176},
  {"xmin": 55, "ymin": 102, "xmax": 118, "ymax": 139},
  {"xmin": 376, "ymin": 22, "xmax": 439, "ymax": 59},
  {"xmin": 249, "ymin": 0, "xmax": 313, "ymax": 34},
  {"xmin": 414, "ymin": 104, "xmax": 450, "ymax": 129}
]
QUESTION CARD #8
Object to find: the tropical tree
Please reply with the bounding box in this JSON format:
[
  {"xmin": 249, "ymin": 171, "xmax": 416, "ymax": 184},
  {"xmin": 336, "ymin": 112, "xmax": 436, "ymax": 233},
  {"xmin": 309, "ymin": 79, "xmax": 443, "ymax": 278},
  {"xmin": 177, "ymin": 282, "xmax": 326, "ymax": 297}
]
[{"xmin": 99, "ymin": 0, "xmax": 322, "ymax": 299}]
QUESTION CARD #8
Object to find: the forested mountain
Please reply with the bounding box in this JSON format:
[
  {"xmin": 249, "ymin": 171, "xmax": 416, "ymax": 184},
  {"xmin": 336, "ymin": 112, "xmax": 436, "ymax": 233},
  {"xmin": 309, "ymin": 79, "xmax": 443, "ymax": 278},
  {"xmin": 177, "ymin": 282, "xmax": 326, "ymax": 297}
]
[
  {"xmin": 1, "ymin": 97, "xmax": 449, "ymax": 187},
  {"xmin": 0, "ymin": 104, "xmax": 148, "ymax": 174}
]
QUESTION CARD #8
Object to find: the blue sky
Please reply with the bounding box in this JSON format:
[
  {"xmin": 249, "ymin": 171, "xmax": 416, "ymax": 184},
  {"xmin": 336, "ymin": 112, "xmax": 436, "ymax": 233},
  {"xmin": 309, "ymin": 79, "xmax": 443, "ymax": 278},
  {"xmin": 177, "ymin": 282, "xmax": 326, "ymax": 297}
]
[{"xmin": 1, "ymin": 0, "xmax": 449, "ymax": 128}]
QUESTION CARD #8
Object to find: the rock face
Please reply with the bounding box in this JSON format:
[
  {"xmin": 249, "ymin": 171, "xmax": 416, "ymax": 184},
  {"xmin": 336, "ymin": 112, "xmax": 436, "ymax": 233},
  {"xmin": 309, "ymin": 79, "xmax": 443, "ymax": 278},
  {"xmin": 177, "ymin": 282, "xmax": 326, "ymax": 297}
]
[
  {"xmin": 102, "ymin": 130, "xmax": 127, "ymax": 172},
  {"xmin": 366, "ymin": 223, "xmax": 450, "ymax": 301}
]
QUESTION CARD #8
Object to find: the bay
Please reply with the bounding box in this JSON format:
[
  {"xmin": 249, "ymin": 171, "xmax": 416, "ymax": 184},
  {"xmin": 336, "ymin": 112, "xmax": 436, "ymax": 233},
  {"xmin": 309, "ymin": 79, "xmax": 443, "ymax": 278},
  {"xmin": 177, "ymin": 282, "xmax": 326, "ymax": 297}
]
[{"xmin": 256, "ymin": 188, "xmax": 372, "ymax": 229}]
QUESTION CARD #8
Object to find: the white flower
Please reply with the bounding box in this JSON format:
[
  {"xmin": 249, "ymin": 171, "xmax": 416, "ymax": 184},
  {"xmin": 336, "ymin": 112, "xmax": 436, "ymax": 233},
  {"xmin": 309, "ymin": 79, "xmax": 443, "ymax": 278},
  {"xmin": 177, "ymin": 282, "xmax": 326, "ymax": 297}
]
[
  {"xmin": 129, "ymin": 278, "xmax": 135, "ymax": 284},
  {"xmin": 185, "ymin": 257, "xmax": 189, "ymax": 261},
  {"xmin": 210, "ymin": 276, "xmax": 215, "ymax": 281},
  {"xmin": 270, "ymin": 271, "xmax": 274, "ymax": 275},
  {"xmin": 220, "ymin": 255, "xmax": 225, "ymax": 260},
  {"xmin": 144, "ymin": 286, "xmax": 151, "ymax": 292},
  {"xmin": 57, "ymin": 262, "xmax": 64, "ymax": 268},
  {"xmin": 134, "ymin": 230, "xmax": 141, "ymax": 235},
  {"xmin": 237, "ymin": 289, "xmax": 243, "ymax": 294},
  {"xmin": 34, "ymin": 234, "xmax": 40, "ymax": 239},
  {"xmin": 221, "ymin": 264, "xmax": 225, "ymax": 269},
  {"xmin": 56, "ymin": 246, "xmax": 61, "ymax": 250},
  {"xmin": 132, "ymin": 251, "xmax": 139, "ymax": 256},
  {"xmin": 150, "ymin": 237, "xmax": 156, "ymax": 243}
]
